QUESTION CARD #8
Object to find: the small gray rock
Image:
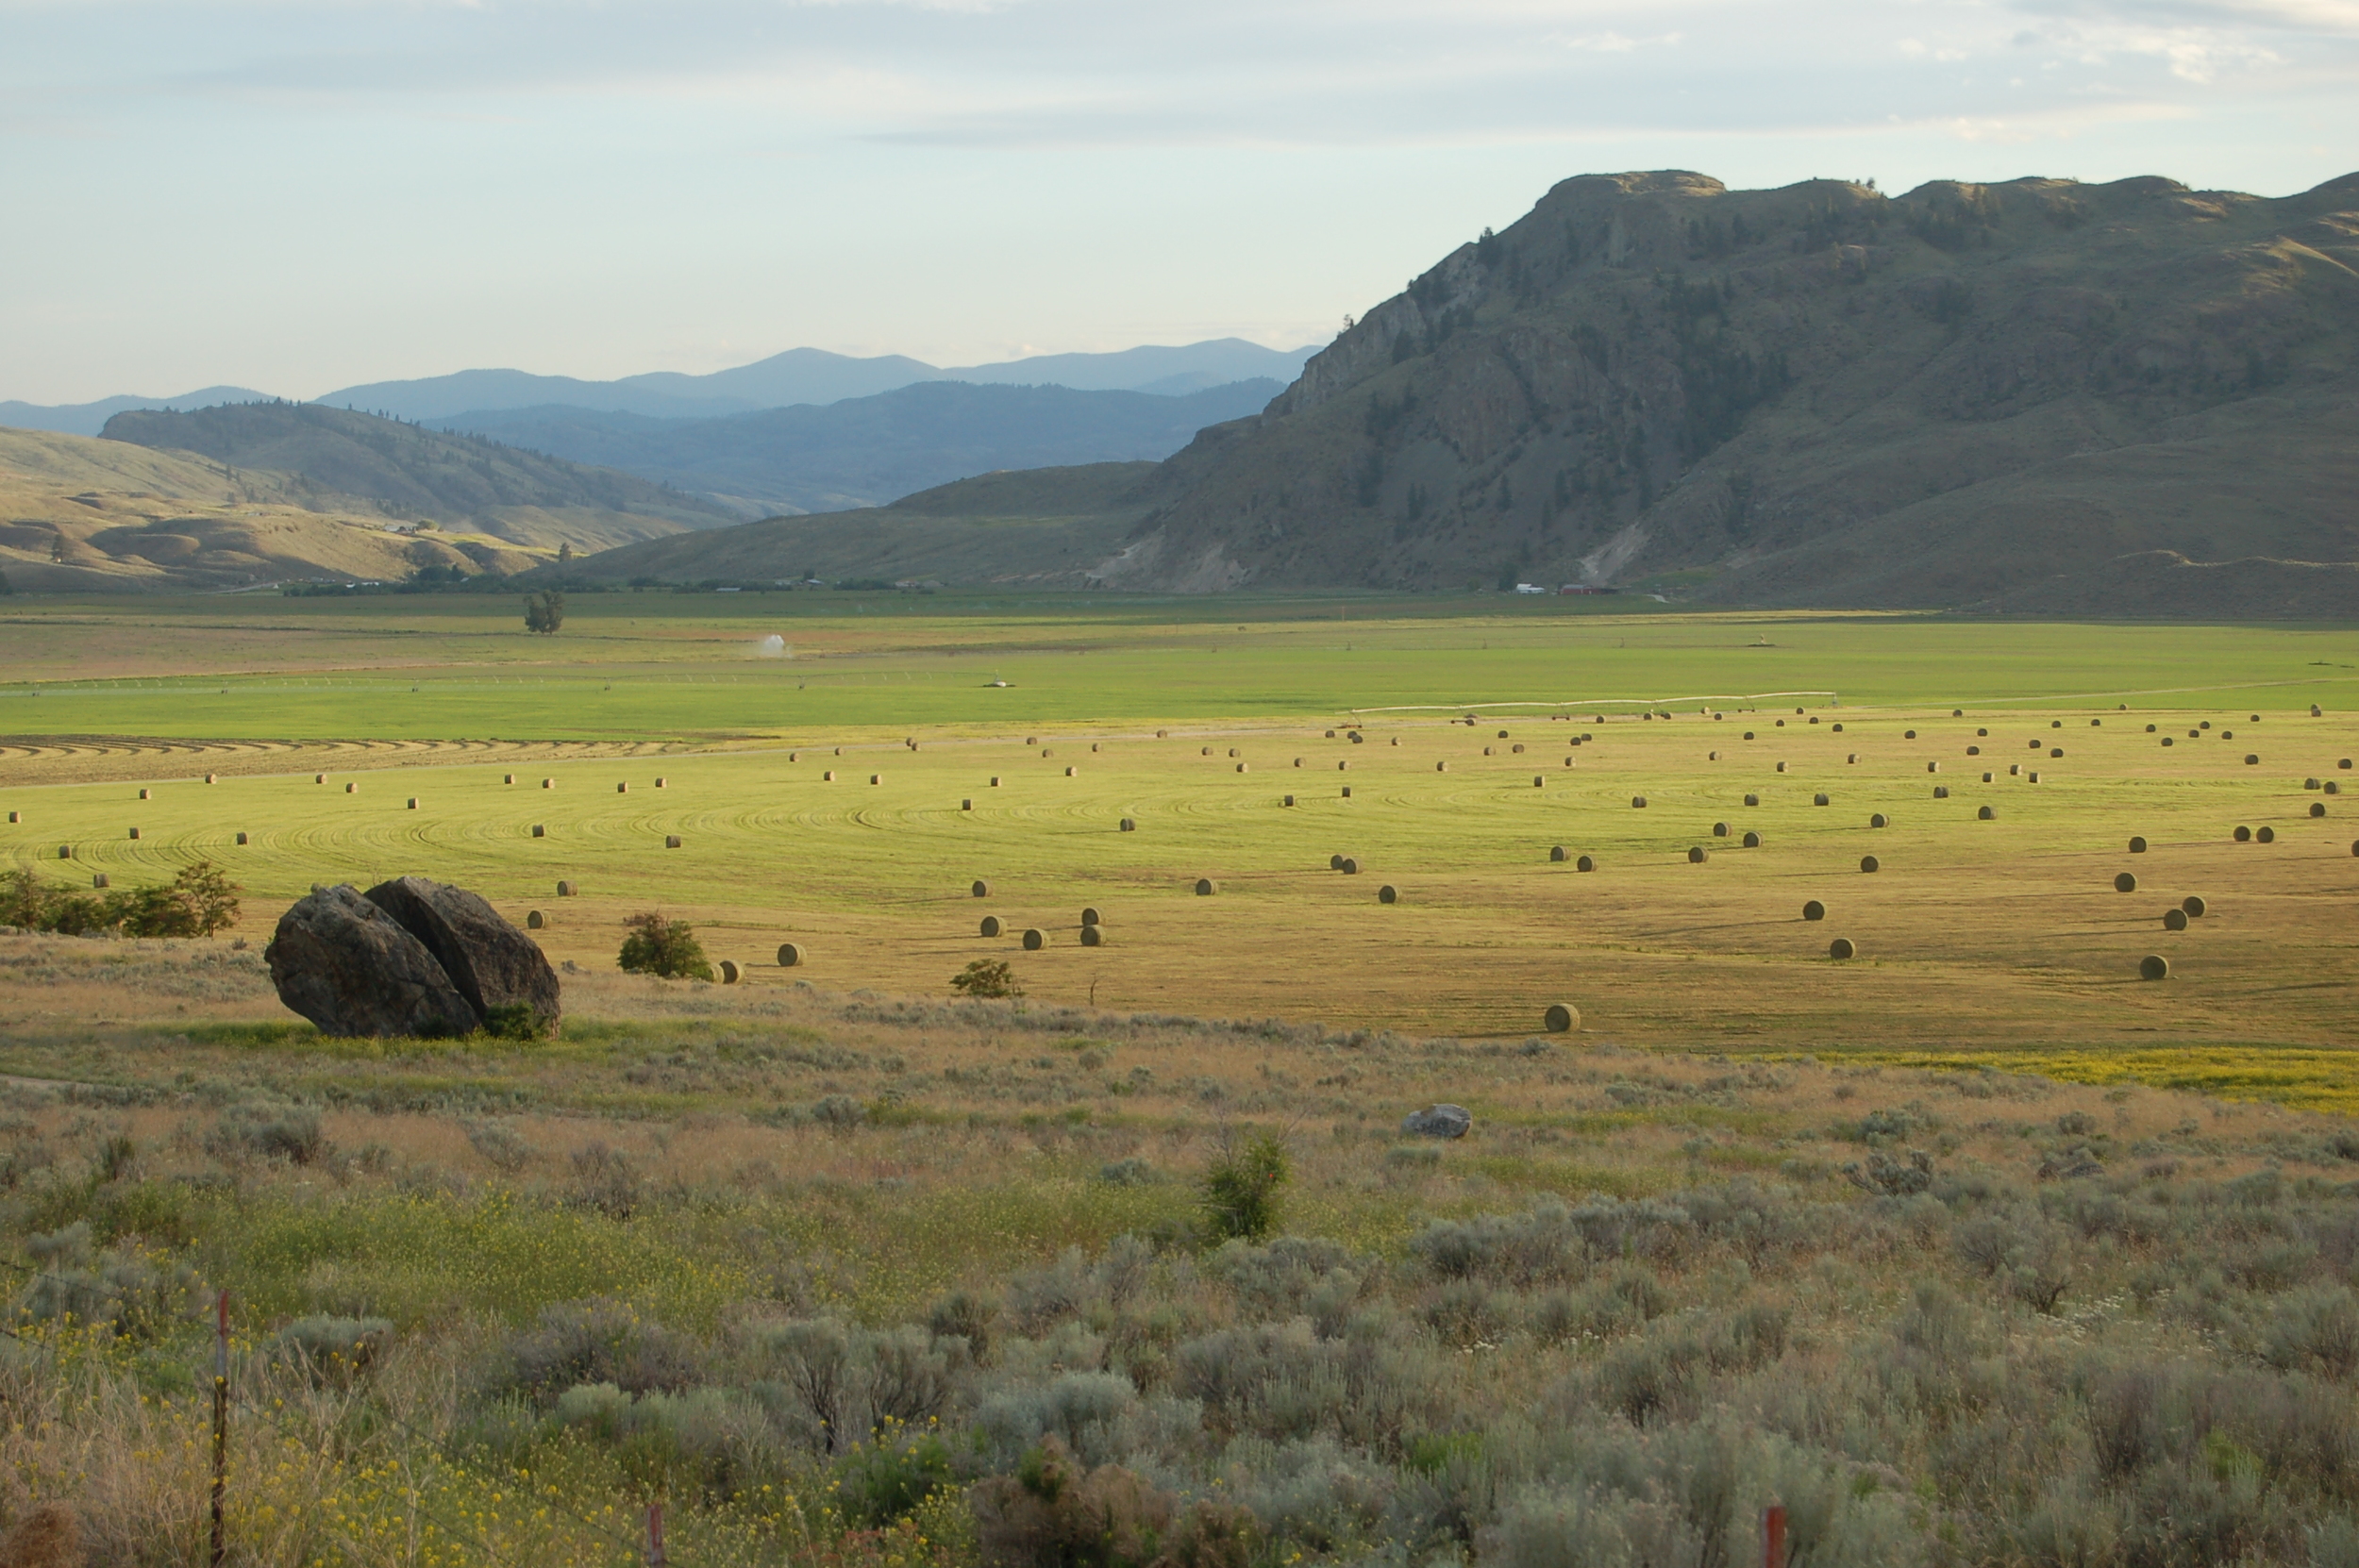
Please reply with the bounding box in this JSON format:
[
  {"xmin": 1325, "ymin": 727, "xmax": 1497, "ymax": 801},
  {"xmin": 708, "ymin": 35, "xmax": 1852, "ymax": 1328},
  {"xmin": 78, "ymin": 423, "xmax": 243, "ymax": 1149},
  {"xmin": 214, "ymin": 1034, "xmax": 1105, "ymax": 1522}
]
[
  {"xmin": 365, "ymin": 875, "xmax": 560, "ymax": 1033},
  {"xmin": 265, "ymin": 885, "xmax": 478, "ymax": 1040},
  {"xmin": 1402, "ymin": 1104, "xmax": 1472, "ymax": 1139}
]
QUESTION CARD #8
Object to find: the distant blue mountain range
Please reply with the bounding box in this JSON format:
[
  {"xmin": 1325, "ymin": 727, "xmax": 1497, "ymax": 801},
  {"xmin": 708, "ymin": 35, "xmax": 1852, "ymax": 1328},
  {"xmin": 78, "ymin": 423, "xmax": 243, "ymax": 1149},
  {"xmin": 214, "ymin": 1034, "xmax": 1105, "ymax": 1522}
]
[{"xmin": 3, "ymin": 339, "xmax": 1317, "ymax": 435}]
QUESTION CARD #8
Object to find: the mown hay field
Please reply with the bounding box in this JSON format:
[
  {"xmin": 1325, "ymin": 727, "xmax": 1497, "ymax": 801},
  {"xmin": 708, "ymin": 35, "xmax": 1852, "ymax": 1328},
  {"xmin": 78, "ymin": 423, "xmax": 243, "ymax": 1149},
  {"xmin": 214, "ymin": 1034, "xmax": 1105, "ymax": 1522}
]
[{"xmin": 3, "ymin": 593, "xmax": 2356, "ymax": 1102}]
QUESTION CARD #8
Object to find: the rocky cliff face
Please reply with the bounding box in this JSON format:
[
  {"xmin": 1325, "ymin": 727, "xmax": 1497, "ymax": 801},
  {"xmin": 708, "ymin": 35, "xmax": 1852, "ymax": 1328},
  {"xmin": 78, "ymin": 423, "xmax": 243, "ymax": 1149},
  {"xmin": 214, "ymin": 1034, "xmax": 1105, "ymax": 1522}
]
[{"xmin": 1106, "ymin": 169, "xmax": 2359, "ymax": 605}]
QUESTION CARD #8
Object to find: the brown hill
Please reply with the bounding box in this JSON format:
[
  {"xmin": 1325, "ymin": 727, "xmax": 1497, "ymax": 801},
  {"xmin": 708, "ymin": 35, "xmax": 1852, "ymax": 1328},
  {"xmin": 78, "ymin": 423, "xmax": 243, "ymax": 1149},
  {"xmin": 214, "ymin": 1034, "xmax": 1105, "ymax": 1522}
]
[
  {"xmin": 102, "ymin": 402, "xmax": 733, "ymax": 552},
  {"xmin": 1100, "ymin": 169, "xmax": 2359, "ymax": 608},
  {"xmin": 534, "ymin": 462, "xmax": 1172, "ymax": 588},
  {"xmin": 0, "ymin": 426, "xmax": 548, "ymax": 592}
]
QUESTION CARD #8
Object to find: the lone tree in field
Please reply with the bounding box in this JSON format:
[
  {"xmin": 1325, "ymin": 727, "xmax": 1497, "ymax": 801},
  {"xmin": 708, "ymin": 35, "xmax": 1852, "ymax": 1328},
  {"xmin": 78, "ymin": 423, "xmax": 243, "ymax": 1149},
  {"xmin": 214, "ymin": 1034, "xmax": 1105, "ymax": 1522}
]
[
  {"xmin": 557, "ymin": 542, "xmax": 574, "ymax": 568},
  {"xmin": 951, "ymin": 959, "xmax": 1022, "ymax": 999},
  {"xmin": 524, "ymin": 591, "xmax": 565, "ymax": 635},
  {"xmin": 0, "ymin": 566, "xmax": 13, "ymax": 595},
  {"xmin": 617, "ymin": 912, "xmax": 712, "ymax": 980}
]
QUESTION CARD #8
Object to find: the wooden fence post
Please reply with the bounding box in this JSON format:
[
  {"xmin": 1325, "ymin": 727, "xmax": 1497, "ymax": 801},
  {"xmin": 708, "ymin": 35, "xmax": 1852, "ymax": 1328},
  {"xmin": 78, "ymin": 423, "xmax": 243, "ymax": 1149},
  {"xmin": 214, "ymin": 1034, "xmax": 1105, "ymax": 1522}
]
[
  {"xmin": 1763, "ymin": 1502, "xmax": 1787, "ymax": 1568},
  {"xmin": 646, "ymin": 1501, "xmax": 666, "ymax": 1568},
  {"xmin": 210, "ymin": 1289, "xmax": 228, "ymax": 1568}
]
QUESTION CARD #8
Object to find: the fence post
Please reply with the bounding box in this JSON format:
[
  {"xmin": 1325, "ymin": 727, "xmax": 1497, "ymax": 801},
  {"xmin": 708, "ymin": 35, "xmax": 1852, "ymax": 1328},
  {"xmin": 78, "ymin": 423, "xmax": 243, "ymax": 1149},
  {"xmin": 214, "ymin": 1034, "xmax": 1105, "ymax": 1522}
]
[
  {"xmin": 1763, "ymin": 1502, "xmax": 1787, "ymax": 1568},
  {"xmin": 210, "ymin": 1289, "xmax": 228, "ymax": 1568},
  {"xmin": 646, "ymin": 1501, "xmax": 666, "ymax": 1568}
]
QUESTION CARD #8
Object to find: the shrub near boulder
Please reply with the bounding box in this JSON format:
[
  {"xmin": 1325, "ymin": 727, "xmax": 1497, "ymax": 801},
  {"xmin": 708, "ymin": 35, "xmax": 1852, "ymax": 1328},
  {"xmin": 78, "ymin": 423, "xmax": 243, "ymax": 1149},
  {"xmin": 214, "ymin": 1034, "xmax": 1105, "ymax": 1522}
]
[{"xmin": 617, "ymin": 912, "xmax": 714, "ymax": 981}]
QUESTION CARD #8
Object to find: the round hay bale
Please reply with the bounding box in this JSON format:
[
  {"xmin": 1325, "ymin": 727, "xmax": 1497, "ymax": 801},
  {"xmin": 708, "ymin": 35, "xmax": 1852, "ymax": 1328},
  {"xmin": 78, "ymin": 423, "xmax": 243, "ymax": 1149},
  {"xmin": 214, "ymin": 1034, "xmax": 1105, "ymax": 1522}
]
[
  {"xmin": 2115, "ymin": 872, "xmax": 2137, "ymax": 892},
  {"xmin": 56, "ymin": 845, "xmax": 70, "ymax": 860},
  {"xmin": 1966, "ymin": 745, "xmax": 1981, "ymax": 756},
  {"xmin": 1848, "ymin": 753, "xmax": 1859, "ymax": 764},
  {"xmin": 1978, "ymin": 805, "xmax": 1996, "ymax": 820},
  {"xmin": 408, "ymin": 797, "xmax": 420, "ymax": 810},
  {"xmin": 837, "ymin": 746, "xmax": 846, "ymax": 755},
  {"xmin": 1022, "ymin": 928, "xmax": 1046, "ymax": 951},
  {"xmin": 138, "ymin": 788, "xmax": 149, "ymax": 800},
  {"xmin": 1830, "ymin": 938, "xmax": 1856, "ymax": 959},
  {"xmin": 2010, "ymin": 764, "xmax": 2021, "ymax": 776},
  {"xmin": 1744, "ymin": 731, "xmax": 1756, "ymax": 741},
  {"xmin": 1330, "ymin": 853, "xmax": 1346, "ymax": 869},
  {"xmin": 665, "ymin": 835, "xmax": 683, "ymax": 849},
  {"xmin": 1081, "ymin": 908, "xmax": 1101, "ymax": 927},
  {"xmin": 1860, "ymin": 855, "xmax": 1880, "ymax": 874},
  {"xmin": 2163, "ymin": 908, "xmax": 2188, "ymax": 931},
  {"xmin": 1744, "ymin": 793, "xmax": 1760, "ymax": 807},
  {"xmin": 1326, "ymin": 729, "xmax": 1336, "ymax": 738},
  {"xmin": 1904, "ymin": 729, "xmax": 1917, "ymax": 740},
  {"xmin": 617, "ymin": 781, "xmax": 628, "ymax": 793},
  {"xmin": 1576, "ymin": 855, "xmax": 1596, "ymax": 873},
  {"xmin": 1158, "ymin": 729, "xmax": 1168, "ymax": 739},
  {"xmin": 316, "ymin": 774, "xmax": 326, "ymax": 784},
  {"xmin": 234, "ymin": 831, "xmax": 247, "ymax": 845},
  {"xmin": 1777, "ymin": 761, "xmax": 1788, "ymax": 773},
  {"xmin": 1202, "ymin": 746, "xmax": 1213, "ymax": 756},
  {"xmin": 543, "ymin": 778, "xmax": 554, "ymax": 789},
  {"xmin": 2315, "ymin": 705, "xmax": 2326, "ymax": 717},
  {"xmin": 2257, "ymin": 826, "xmax": 2276, "ymax": 843},
  {"xmin": 1709, "ymin": 750, "xmax": 1720, "ymax": 761},
  {"xmin": 1982, "ymin": 773, "xmax": 1995, "ymax": 784},
  {"xmin": 1498, "ymin": 729, "xmax": 1510, "ymax": 738},
  {"xmin": 2139, "ymin": 954, "xmax": 2169, "ymax": 981},
  {"xmin": 2342, "ymin": 759, "xmax": 2354, "ymax": 771},
  {"xmin": 980, "ymin": 915, "xmax": 1003, "ymax": 937},
  {"xmin": 2050, "ymin": 748, "xmax": 2064, "ymax": 759},
  {"xmin": 991, "ymin": 776, "xmax": 1001, "ymax": 787},
  {"xmin": 1342, "ymin": 787, "xmax": 1353, "ymax": 798},
  {"xmin": 1714, "ymin": 822, "xmax": 1731, "ymax": 837},
  {"xmin": 1932, "ymin": 786, "xmax": 1950, "ymax": 799},
  {"xmin": 719, "ymin": 959, "xmax": 741, "ymax": 985},
  {"xmin": 1378, "ymin": 883, "xmax": 1398, "ymax": 904},
  {"xmin": 871, "ymin": 774, "xmax": 883, "ymax": 785},
  {"xmin": 344, "ymin": 782, "xmax": 357, "ymax": 793},
  {"xmin": 2183, "ymin": 895, "xmax": 2206, "ymax": 917},
  {"xmin": 1533, "ymin": 775, "xmax": 1545, "ymax": 788},
  {"xmin": 1743, "ymin": 830, "xmax": 1762, "ymax": 848},
  {"xmin": 962, "ymin": 799, "xmax": 974, "ymax": 810},
  {"xmin": 2331, "ymin": 782, "xmax": 2343, "ymax": 795},
  {"xmin": 1283, "ymin": 794, "xmax": 1296, "ymax": 807},
  {"xmin": 1434, "ymin": 761, "xmax": 1447, "ymax": 773},
  {"xmin": 557, "ymin": 880, "xmax": 576, "ymax": 896},
  {"xmin": 1237, "ymin": 762, "xmax": 1249, "ymax": 773},
  {"xmin": 1340, "ymin": 857, "xmax": 1361, "ymax": 875},
  {"xmin": 2312, "ymin": 802, "xmax": 2328, "ymax": 818},
  {"xmin": 1120, "ymin": 818, "xmax": 1137, "ymax": 831},
  {"xmin": 824, "ymin": 770, "xmax": 835, "ymax": 781},
  {"xmin": 972, "ymin": 879, "xmax": 991, "ymax": 897},
  {"xmin": 1549, "ymin": 844, "xmax": 1568, "ymax": 861},
  {"xmin": 527, "ymin": 909, "xmax": 544, "ymax": 929},
  {"xmin": 91, "ymin": 874, "xmax": 109, "ymax": 890},
  {"xmin": 531, "ymin": 825, "xmax": 546, "ymax": 838},
  {"xmin": 1926, "ymin": 761, "xmax": 1940, "ymax": 774},
  {"xmin": 1687, "ymin": 845, "xmax": 1708, "ymax": 863},
  {"xmin": 778, "ymin": 942, "xmax": 805, "ymax": 967},
  {"xmin": 1832, "ymin": 723, "xmax": 1844, "ymax": 732},
  {"xmin": 1338, "ymin": 760, "xmax": 1349, "ymax": 770},
  {"xmin": 1814, "ymin": 792, "xmax": 1831, "ymax": 807},
  {"xmin": 1390, "ymin": 737, "xmax": 1399, "ymax": 746},
  {"xmin": 2245, "ymin": 754, "xmax": 2260, "ymax": 765},
  {"xmin": 1483, "ymin": 746, "xmax": 1494, "ymax": 756},
  {"xmin": 1065, "ymin": 766, "xmax": 1077, "ymax": 777},
  {"xmin": 1870, "ymin": 813, "xmax": 1888, "ymax": 828},
  {"xmin": 2162, "ymin": 738, "xmax": 2174, "ymax": 747},
  {"xmin": 1802, "ymin": 899, "xmax": 1826, "ymax": 921},
  {"xmin": 4, "ymin": 810, "xmax": 15, "ymax": 824},
  {"xmin": 1544, "ymin": 1002, "xmax": 1579, "ymax": 1033},
  {"xmin": 1195, "ymin": 877, "xmax": 1216, "ymax": 895},
  {"xmin": 656, "ymin": 776, "xmax": 667, "ymax": 787},
  {"xmin": 2129, "ymin": 836, "xmax": 2148, "ymax": 852},
  {"xmin": 205, "ymin": 773, "xmax": 216, "ymax": 784},
  {"xmin": 1229, "ymin": 747, "xmax": 1239, "ymax": 758},
  {"xmin": 1953, "ymin": 709, "xmax": 1965, "ymax": 718},
  {"xmin": 1513, "ymin": 743, "xmax": 1525, "ymax": 754},
  {"xmin": 127, "ymin": 826, "xmax": 140, "ymax": 840},
  {"xmin": 1293, "ymin": 759, "xmax": 1303, "ymax": 768},
  {"xmin": 2234, "ymin": 826, "xmax": 2252, "ymax": 842},
  {"xmin": 1631, "ymin": 795, "xmax": 1647, "ymax": 808},
  {"xmin": 1976, "ymin": 728, "xmax": 1988, "ymax": 738},
  {"xmin": 1079, "ymin": 925, "xmax": 1104, "ymax": 946}
]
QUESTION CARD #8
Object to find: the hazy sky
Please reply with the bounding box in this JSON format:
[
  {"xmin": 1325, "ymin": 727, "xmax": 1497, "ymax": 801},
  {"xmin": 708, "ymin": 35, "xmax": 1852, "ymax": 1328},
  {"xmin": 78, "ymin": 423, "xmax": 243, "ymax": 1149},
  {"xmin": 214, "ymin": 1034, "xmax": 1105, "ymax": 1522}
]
[{"xmin": 5, "ymin": 0, "xmax": 2353, "ymax": 402}]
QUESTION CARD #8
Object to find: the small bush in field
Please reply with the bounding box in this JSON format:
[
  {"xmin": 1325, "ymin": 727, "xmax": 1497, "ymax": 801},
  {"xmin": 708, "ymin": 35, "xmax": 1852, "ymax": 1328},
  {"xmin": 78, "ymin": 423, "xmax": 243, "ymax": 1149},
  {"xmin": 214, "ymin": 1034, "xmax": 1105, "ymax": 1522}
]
[
  {"xmin": 271, "ymin": 1315, "xmax": 393, "ymax": 1385},
  {"xmin": 208, "ymin": 1101, "xmax": 327, "ymax": 1165},
  {"xmin": 1200, "ymin": 1133, "xmax": 1289, "ymax": 1243},
  {"xmin": 835, "ymin": 1425, "xmax": 956, "ymax": 1526},
  {"xmin": 953, "ymin": 959, "xmax": 1022, "ymax": 999},
  {"xmin": 479, "ymin": 1001, "xmax": 550, "ymax": 1041},
  {"xmin": 567, "ymin": 1143, "xmax": 643, "ymax": 1217},
  {"xmin": 617, "ymin": 912, "xmax": 712, "ymax": 980}
]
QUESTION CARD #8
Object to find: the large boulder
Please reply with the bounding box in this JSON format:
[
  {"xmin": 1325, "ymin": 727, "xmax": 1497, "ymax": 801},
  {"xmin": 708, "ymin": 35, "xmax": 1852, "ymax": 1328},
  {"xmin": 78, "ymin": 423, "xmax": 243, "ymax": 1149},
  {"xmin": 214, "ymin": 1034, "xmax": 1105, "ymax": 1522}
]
[
  {"xmin": 1401, "ymin": 1104, "xmax": 1473, "ymax": 1139},
  {"xmin": 264, "ymin": 885, "xmax": 480, "ymax": 1039},
  {"xmin": 364, "ymin": 875, "xmax": 560, "ymax": 1033}
]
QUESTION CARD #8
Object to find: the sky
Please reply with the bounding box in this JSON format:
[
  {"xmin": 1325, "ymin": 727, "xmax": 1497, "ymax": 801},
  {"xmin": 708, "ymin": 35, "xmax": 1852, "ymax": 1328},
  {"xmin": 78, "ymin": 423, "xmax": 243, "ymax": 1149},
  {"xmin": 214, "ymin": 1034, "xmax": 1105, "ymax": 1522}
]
[{"xmin": 4, "ymin": 0, "xmax": 2355, "ymax": 404}]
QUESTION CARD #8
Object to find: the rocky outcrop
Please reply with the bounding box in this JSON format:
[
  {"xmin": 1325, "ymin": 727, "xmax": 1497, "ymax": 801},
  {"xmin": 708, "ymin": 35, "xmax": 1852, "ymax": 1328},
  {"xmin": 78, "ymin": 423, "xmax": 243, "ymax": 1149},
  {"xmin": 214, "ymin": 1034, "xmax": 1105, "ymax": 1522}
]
[
  {"xmin": 264, "ymin": 885, "xmax": 482, "ymax": 1040},
  {"xmin": 363, "ymin": 875, "xmax": 561, "ymax": 1033}
]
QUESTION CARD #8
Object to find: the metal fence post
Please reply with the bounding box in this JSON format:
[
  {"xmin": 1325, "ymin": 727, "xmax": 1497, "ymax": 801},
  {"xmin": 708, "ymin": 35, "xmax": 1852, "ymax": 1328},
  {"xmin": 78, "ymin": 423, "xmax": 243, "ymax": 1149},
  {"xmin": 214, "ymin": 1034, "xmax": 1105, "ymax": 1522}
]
[
  {"xmin": 646, "ymin": 1501, "xmax": 666, "ymax": 1568},
  {"xmin": 1763, "ymin": 1502, "xmax": 1787, "ymax": 1568}
]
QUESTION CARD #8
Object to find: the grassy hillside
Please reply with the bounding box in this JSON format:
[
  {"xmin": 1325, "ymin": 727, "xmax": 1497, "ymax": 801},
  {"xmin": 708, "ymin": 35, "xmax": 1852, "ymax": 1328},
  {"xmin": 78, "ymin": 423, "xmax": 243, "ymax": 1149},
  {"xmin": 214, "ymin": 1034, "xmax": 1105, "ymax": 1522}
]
[
  {"xmin": 533, "ymin": 462, "xmax": 1174, "ymax": 587},
  {"xmin": 0, "ymin": 425, "xmax": 545, "ymax": 592},
  {"xmin": 1113, "ymin": 170, "xmax": 2359, "ymax": 609},
  {"xmin": 102, "ymin": 402, "xmax": 735, "ymax": 552}
]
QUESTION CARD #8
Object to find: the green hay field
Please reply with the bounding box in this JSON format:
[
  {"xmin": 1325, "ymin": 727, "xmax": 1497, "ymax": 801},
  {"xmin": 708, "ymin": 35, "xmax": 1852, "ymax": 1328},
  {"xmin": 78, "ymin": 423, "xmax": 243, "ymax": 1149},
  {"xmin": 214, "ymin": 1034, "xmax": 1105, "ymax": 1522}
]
[{"xmin": 3, "ymin": 592, "xmax": 2356, "ymax": 1101}]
